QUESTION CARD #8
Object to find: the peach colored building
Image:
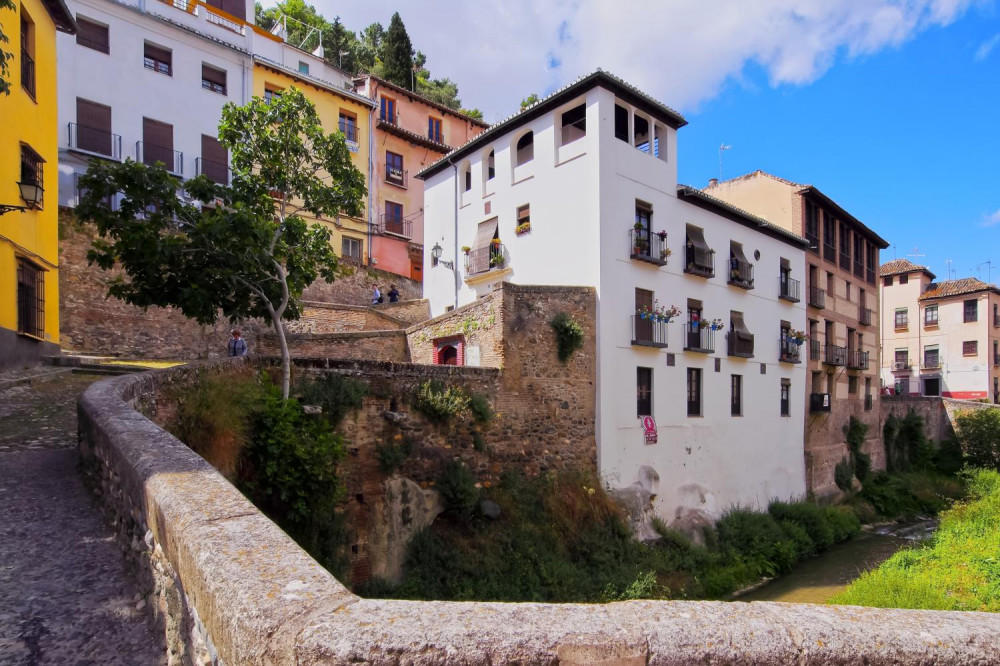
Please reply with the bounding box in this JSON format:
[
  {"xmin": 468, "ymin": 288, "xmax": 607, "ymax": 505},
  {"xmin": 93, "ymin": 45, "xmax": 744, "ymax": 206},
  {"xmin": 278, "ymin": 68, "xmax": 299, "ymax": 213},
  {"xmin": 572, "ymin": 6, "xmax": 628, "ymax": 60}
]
[
  {"xmin": 706, "ymin": 170, "xmax": 889, "ymax": 500},
  {"xmin": 353, "ymin": 75, "xmax": 488, "ymax": 282},
  {"xmin": 880, "ymin": 259, "xmax": 1000, "ymax": 401}
]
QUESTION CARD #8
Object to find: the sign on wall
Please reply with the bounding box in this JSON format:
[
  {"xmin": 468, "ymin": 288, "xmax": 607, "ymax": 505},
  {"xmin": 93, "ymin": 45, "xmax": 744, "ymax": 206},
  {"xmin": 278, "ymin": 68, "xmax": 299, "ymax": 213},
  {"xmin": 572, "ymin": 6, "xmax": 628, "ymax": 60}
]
[
  {"xmin": 641, "ymin": 415, "xmax": 658, "ymax": 444},
  {"xmin": 466, "ymin": 346, "xmax": 481, "ymax": 367}
]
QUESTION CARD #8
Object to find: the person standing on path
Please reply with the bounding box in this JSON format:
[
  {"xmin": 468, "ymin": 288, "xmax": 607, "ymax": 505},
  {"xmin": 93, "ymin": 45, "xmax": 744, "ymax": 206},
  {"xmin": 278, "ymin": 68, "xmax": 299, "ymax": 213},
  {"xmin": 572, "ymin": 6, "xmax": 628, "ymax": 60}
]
[
  {"xmin": 388, "ymin": 284, "xmax": 399, "ymax": 303},
  {"xmin": 228, "ymin": 329, "xmax": 248, "ymax": 357}
]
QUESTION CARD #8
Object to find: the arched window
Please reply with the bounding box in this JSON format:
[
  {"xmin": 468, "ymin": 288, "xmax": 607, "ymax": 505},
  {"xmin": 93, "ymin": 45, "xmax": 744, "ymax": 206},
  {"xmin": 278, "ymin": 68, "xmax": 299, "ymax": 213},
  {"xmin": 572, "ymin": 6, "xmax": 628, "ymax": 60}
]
[
  {"xmin": 486, "ymin": 150, "xmax": 495, "ymax": 180},
  {"xmin": 440, "ymin": 345, "xmax": 459, "ymax": 365},
  {"xmin": 515, "ymin": 132, "xmax": 534, "ymax": 166}
]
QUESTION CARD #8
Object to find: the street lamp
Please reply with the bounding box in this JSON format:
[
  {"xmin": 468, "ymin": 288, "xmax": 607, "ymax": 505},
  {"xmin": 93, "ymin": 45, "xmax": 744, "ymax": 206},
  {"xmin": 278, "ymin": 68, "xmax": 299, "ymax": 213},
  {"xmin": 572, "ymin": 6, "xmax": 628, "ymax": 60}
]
[
  {"xmin": 18, "ymin": 180, "xmax": 44, "ymax": 209},
  {"xmin": 431, "ymin": 242, "xmax": 453, "ymax": 270}
]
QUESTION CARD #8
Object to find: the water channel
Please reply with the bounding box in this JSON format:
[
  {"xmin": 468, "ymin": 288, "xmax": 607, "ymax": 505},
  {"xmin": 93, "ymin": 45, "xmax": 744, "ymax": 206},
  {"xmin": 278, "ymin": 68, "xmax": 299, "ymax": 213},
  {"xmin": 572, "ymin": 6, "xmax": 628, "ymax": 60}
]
[{"xmin": 737, "ymin": 520, "xmax": 937, "ymax": 604}]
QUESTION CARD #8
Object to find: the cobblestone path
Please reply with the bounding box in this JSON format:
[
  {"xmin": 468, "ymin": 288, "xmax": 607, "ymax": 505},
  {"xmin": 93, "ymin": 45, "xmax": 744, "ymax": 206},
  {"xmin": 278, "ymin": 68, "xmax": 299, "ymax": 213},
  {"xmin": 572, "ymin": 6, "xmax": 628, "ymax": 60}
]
[{"xmin": 0, "ymin": 374, "xmax": 166, "ymax": 665}]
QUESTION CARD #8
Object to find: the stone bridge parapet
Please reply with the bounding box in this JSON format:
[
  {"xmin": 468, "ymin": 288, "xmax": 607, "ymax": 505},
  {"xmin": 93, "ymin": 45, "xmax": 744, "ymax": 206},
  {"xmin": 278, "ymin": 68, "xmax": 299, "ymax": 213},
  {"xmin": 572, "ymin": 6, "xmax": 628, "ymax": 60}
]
[{"xmin": 79, "ymin": 361, "xmax": 1000, "ymax": 665}]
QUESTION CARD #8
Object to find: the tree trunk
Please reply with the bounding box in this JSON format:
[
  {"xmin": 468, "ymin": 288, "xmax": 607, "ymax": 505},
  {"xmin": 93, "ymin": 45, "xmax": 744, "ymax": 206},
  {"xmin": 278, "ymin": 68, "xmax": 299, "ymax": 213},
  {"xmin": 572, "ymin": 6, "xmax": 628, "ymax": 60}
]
[{"xmin": 273, "ymin": 318, "xmax": 291, "ymax": 400}]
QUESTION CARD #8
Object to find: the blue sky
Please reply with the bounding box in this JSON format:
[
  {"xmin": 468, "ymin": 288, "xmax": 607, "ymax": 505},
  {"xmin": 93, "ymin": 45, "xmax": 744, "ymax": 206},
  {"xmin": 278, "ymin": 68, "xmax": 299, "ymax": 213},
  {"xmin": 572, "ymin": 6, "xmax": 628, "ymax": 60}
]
[
  {"xmin": 677, "ymin": 8, "xmax": 1000, "ymax": 282},
  {"xmin": 312, "ymin": 0, "xmax": 999, "ymax": 281}
]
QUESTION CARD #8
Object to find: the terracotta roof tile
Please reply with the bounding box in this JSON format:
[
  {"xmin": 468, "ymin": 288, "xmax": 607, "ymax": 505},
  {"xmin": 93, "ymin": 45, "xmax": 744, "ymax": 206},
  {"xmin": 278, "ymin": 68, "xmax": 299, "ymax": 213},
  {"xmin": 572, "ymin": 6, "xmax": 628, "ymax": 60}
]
[
  {"xmin": 880, "ymin": 258, "xmax": 935, "ymax": 279},
  {"xmin": 918, "ymin": 277, "xmax": 999, "ymax": 301}
]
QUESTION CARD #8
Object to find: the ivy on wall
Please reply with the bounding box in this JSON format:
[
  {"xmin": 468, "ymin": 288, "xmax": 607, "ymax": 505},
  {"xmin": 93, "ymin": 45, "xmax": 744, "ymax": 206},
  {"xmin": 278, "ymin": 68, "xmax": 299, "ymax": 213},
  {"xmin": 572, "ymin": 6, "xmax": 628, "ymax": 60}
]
[{"xmin": 550, "ymin": 312, "xmax": 585, "ymax": 363}]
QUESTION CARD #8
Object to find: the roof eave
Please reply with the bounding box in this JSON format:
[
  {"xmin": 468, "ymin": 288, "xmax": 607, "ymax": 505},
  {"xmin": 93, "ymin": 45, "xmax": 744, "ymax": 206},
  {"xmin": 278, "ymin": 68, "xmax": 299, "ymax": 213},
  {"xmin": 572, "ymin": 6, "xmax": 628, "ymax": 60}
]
[
  {"xmin": 798, "ymin": 186, "xmax": 889, "ymax": 248},
  {"xmin": 678, "ymin": 186, "xmax": 810, "ymax": 249},
  {"xmin": 253, "ymin": 57, "xmax": 377, "ymax": 108},
  {"xmin": 357, "ymin": 75, "xmax": 490, "ymax": 128},
  {"xmin": 45, "ymin": 0, "xmax": 77, "ymax": 32}
]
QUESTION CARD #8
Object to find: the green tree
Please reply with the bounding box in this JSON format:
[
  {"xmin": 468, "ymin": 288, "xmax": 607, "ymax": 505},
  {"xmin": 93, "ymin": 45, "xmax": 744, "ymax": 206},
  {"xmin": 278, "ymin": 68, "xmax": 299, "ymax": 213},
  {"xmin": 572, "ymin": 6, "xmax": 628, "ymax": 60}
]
[
  {"xmin": 255, "ymin": 0, "xmax": 360, "ymax": 73},
  {"xmin": 461, "ymin": 108, "xmax": 485, "ymax": 121},
  {"xmin": 355, "ymin": 22, "xmax": 384, "ymax": 73},
  {"xmin": 381, "ymin": 12, "xmax": 414, "ymax": 90},
  {"xmin": 76, "ymin": 88, "xmax": 366, "ymax": 399},
  {"xmin": 0, "ymin": 0, "xmax": 15, "ymax": 96},
  {"xmin": 955, "ymin": 408, "xmax": 1000, "ymax": 469},
  {"xmin": 520, "ymin": 93, "xmax": 541, "ymax": 110}
]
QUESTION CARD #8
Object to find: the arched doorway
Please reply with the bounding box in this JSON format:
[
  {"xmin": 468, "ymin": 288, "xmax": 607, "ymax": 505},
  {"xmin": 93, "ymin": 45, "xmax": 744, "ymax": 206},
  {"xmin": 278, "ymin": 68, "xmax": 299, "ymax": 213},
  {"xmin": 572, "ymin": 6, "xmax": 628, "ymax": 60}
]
[{"xmin": 440, "ymin": 345, "xmax": 459, "ymax": 365}]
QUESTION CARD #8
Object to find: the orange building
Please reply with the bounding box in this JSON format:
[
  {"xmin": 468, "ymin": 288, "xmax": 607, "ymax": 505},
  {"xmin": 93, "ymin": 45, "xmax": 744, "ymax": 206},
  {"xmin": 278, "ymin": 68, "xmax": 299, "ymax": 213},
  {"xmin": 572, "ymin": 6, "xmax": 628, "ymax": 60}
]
[{"xmin": 353, "ymin": 75, "xmax": 488, "ymax": 282}]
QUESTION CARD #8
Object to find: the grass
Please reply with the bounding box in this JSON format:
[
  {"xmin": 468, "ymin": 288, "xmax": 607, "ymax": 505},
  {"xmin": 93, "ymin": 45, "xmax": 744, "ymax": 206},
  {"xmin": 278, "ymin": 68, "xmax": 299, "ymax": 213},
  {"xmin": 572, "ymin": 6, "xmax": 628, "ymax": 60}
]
[{"xmin": 832, "ymin": 468, "xmax": 1000, "ymax": 612}]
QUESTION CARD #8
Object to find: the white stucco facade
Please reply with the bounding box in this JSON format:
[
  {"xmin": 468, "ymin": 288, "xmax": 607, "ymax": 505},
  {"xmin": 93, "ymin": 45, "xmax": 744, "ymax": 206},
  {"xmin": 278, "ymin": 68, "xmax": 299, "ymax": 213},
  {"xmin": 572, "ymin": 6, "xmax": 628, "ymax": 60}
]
[{"xmin": 420, "ymin": 73, "xmax": 808, "ymax": 526}]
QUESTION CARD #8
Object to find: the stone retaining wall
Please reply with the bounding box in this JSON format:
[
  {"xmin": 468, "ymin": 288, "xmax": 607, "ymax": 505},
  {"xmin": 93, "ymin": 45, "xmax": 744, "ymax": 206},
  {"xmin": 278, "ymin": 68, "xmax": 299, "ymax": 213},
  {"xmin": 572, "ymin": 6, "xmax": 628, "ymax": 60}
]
[
  {"xmin": 79, "ymin": 363, "xmax": 1000, "ymax": 664},
  {"xmin": 881, "ymin": 395, "xmax": 1000, "ymax": 443},
  {"xmin": 256, "ymin": 331, "xmax": 410, "ymax": 362}
]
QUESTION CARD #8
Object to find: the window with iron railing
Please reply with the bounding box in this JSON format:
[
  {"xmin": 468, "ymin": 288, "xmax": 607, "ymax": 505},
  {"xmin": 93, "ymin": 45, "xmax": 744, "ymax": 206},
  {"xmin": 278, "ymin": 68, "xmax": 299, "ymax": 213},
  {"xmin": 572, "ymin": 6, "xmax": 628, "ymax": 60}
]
[
  {"xmin": 143, "ymin": 43, "xmax": 172, "ymax": 76},
  {"xmin": 338, "ymin": 113, "xmax": 359, "ymax": 142},
  {"xmin": 16, "ymin": 259, "xmax": 45, "ymax": 339},
  {"xmin": 20, "ymin": 15, "xmax": 35, "ymax": 98},
  {"xmin": 924, "ymin": 305, "xmax": 939, "ymax": 327},
  {"xmin": 20, "ymin": 146, "xmax": 43, "ymax": 206}
]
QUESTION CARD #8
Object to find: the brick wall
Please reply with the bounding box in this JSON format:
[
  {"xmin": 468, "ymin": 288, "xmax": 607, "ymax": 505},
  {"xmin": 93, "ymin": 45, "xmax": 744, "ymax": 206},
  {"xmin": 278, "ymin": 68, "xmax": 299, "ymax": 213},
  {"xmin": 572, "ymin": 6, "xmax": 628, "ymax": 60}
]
[
  {"xmin": 302, "ymin": 260, "xmax": 421, "ymax": 305},
  {"xmin": 406, "ymin": 290, "xmax": 505, "ymax": 367},
  {"xmin": 256, "ymin": 331, "xmax": 409, "ymax": 362},
  {"xmin": 286, "ymin": 303, "xmax": 409, "ymax": 334}
]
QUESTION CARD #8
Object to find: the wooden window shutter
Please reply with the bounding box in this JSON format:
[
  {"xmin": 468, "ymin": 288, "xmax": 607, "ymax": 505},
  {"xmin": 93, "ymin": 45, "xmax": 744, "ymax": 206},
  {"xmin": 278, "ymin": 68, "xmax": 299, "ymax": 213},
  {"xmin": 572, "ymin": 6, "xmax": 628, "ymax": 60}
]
[
  {"xmin": 143, "ymin": 118, "xmax": 174, "ymax": 168},
  {"xmin": 76, "ymin": 98, "xmax": 112, "ymax": 155},
  {"xmin": 77, "ymin": 18, "xmax": 109, "ymax": 53},
  {"xmin": 202, "ymin": 64, "xmax": 226, "ymax": 88},
  {"xmin": 200, "ymin": 135, "xmax": 228, "ymax": 183}
]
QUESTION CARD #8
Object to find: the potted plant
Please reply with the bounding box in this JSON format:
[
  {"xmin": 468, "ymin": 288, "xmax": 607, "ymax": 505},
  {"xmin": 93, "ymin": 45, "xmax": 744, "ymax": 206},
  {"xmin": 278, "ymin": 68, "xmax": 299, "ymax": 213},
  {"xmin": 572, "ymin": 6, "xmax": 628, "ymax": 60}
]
[
  {"xmin": 787, "ymin": 329, "xmax": 808, "ymax": 346},
  {"xmin": 489, "ymin": 254, "xmax": 506, "ymax": 269},
  {"xmin": 515, "ymin": 221, "xmax": 531, "ymax": 235},
  {"xmin": 709, "ymin": 318, "xmax": 725, "ymax": 331},
  {"xmin": 659, "ymin": 247, "xmax": 672, "ymax": 261},
  {"xmin": 461, "ymin": 246, "xmax": 471, "ymax": 255},
  {"xmin": 656, "ymin": 229, "xmax": 668, "ymax": 241},
  {"xmin": 637, "ymin": 302, "xmax": 681, "ymax": 323},
  {"xmin": 491, "ymin": 238, "xmax": 502, "ymax": 247}
]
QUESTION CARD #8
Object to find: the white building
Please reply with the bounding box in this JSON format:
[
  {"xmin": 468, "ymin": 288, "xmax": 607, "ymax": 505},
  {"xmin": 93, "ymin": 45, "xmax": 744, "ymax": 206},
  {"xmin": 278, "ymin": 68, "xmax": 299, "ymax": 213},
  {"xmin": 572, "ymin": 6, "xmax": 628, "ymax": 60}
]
[
  {"xmin": 880, "ymin": 259, "xmax": 1000, "ymax": 400},
  {"xmin": 56, "ymin": 0, "xmax": 358, "ymax": 206},
  {"xmin": 417, "ymin": 71, "xmax": 809, "ymax": 526}
]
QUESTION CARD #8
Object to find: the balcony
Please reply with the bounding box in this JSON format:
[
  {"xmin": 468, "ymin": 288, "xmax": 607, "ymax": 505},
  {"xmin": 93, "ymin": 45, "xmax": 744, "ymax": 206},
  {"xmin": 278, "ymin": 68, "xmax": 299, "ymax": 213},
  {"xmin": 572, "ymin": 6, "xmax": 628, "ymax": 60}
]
[
  {"xmin": 379, "ymin": 111, "xmax": 398, "ymax": 126},
  {"xmin": 865, "ymin": 394, "xmax": 873, "ymax": 411},
  {"xmin": 823, "ymin": 344, "xmax": 847, "ymax": 366},
  {"xmin": 727, "ymin": 258, "xmax": 754, "ymax": 290},
  {"xmin": 727, "ymin": 331, "xmax": 754, "ymax": 358},
  {"xmin": 195, "ymin": 157, "xmax": 230, "ymax": 185},
  {"xmin": 629, "ymin": 228, "xmax": 669, "ymax": 266},
  {"xmin": 994, "ymin": 355, "xmax": 1000, "ymax": 367},
  {"xmin": 995, "ymin": 314, "xmax": 1000, "ymax": 328},
  {"xmin": 428, "ymin": 130, "xmax": 444, "ymax": 144},
  {"xmin": 808, "ymin": 286, "xmax": 826, "ymax": 309},
  {"xmin": 632, "ymin": 316, "xmax": 669, "ymax": 348},
  {"xmin": 21, "ymin": 47, "xmax": 35, "ymax": 98},
  {"xmin": 375, "ymin": 214, "xmax": 412, "ymax": 239},
  {"xmin": 465, "ymin": 243, "xmax": 507, "ymax": 276},
  {"xmin": 385, "ymin": 164, "xmax": 407, "ymax": 188},
  {"xmin": 893, "ymin": 361, "xmax": 911, "ymax": 372},
  {"xmin": 68, "ymin": 123, "xmax": 122, "ymax": 160},
  {"xmin": 847, "ymin": 349, "xmax": 869, "ymax": 370},
  {"xmin": 823, "ymin": 242, "xmax": 836, "ymax": 262},
  {"xmin": 684, "ymin": 246, "xmax": 715, "ymax": 278},
  {"xmin": 810, "ymin": 339, "xmax": 821, "ymax": 361},
  {"xmin": 779, "ymin": 338, "xmax": 802, "ymax": 363},
  {"xmin": 854, "ymin": 260, "xmax": 865, "ymax": 279},
  {"xmin": 866, "ymin": 267, "xmax": 875, "ymax": 284},
  {"xmin": 779, "ymin": 276, "xmax": 800, "ymax": 302},
  {"xmin": 136, "ymin": 141, "xmax": 183, "ymax": 175},
  {"xmin": 859, "ymin": 307, "xmax": 873, "ymax": 326},
  {"xmin": 839, "ymin": 251, "xmax": 851, "ymax": 271},
  {"xmin": 922, "ymin": 358, "xmax": 941, "ymax": 370},
  {"xmin": 810, "ymin": 393, "xmax": 831, "ymax": 413},
  {"xmin": 338, "ymin": 121, "xmax": 360, "ymax": 144},
  {"xmin": 684, "ymin": 327, "xmax": 716, "ymax": 353}
]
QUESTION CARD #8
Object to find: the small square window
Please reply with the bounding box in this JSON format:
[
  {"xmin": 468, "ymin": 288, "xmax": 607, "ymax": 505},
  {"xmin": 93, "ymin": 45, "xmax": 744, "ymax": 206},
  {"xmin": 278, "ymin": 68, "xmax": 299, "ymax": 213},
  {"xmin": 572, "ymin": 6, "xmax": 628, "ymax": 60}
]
[
  {"xmin": 76, "ymin": 17, "xmax": 109, "ymax": 54},
  {"xmin": 963, "ymin": 340, "xmax": 978, "ymax": 356},
  {"xmin": 964, "ymin": 299, "xmax": 978, "ymax": 323},
  {"xmin": 883, "ymin": 276, "xmax": 893, "ymax": 287},
  {"xmin": 900, "ymin": 274, "xmax": 908, "ymax": 285},
  {"xmin": 298, "ymin": 61, "xmax": 309, "ymax": 74},
  {"xmin": 341, "ymin": 236, "xmax": 361, "ymax": 260},
  {"xmin": 143, "ymin": 42, "xmax": 172, "ymax": 76}
]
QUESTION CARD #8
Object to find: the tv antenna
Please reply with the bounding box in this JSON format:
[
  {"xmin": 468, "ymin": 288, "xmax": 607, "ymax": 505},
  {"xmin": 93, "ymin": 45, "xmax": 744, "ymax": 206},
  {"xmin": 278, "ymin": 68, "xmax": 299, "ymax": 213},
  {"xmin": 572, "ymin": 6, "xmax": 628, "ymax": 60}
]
[
  {"xmin": 945, "ymin": 259, "xmax": 955, "ymax": 280},
  {"xmin": 718, "ymin": 144, "xmax": 732, "ymax": 181},
  {"xmin": 977, "ymin": 260, "xmax": 994, "ymax": 284},
  {"xmin": 906, "ymin": 246, "xmax": 925, "ymax": 262}
]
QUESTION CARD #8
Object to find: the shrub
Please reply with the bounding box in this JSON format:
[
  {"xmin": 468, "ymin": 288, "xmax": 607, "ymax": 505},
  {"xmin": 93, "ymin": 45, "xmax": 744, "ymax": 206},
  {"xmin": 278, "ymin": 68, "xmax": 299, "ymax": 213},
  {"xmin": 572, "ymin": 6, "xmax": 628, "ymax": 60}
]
[
  {"xmin": 769, "ymin": 500, "xmax": 834, "ymax": 551},
  {"xmin": 437, "ymin": 459, "xmax": 480, "ymax": 520},
  {"xmin": 777, "ymin": 519, "xmax": 815, "ymax": 559},
  {"xmin": 834, "ymin": 458, "xmax": 854, "ymax": 491},
  {"xmin": 239, "ymin": 382, "xmax": 347, "ymax": 568},
  {"xmin": 550, "ymin": 312, "xmax": 585, "ymax": 363},
  {"xmin": 472, "ymin": 432, "xmax": 487, "ymax": 452},
  {"xmin": 955, "ymin": 408, "xmax": 1000, "ymax": 470},
  {"xmin": 297, "ymin": 373, "xmax": 367, "ymax": 427},
  {"xmin": 602, "ymin": 570, "xmax": 661, "ymax": 601},
  {"xmin": 375, "ymin": 437, "xmax": 412, "ymax": 475},
  {"xmin": 413, "ymin": 380, "xmax": 471, "ymax": 423},
  {"xmin": 844, "ymin": 416, "xmax": 872, "ymax": 482},
  {"xmin": 715, "ymin": 508, "xmax": 797, "ymax": 576},
  {"xmin": 468, "ymin": 393, "xmax": 494, "ymax": 424},
  {"xmin": 824, "ymin": 506, "xmax": 861, "ymax": 542},
  {"xmin": 168, "ymin": 368, "xmax": 264, "ymax": 478}
]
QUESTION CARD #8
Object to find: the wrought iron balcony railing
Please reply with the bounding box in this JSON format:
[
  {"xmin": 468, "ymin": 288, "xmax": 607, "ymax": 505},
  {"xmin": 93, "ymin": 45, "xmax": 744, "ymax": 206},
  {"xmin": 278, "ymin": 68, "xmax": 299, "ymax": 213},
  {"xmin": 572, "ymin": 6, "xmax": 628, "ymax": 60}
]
[
  {"xmin": 859, "ymin": 307, "xmax": 873, "ymax": 326},
  {"xmin": 808, "ymin": 286, "xmax": 826, "ymax": 309},
  {"xmin": 68, "ymin": 123, "xmax": 122, "ymax": 160},
  {"xmin": 847, "ymin": 349, "xmax": 869, "ymax": 370},
  {"xmin": 823, "ymin": 343, "xmax": 847, "ymax": 366},
  {"xmin": 684, "ymin": 326, "xmax": 716, "ymax": 353},
  {"xmin": 922, "ymin": 358, "xmax": 941, "ymax": 370},
  {"xmin": 384, "ymin": 164, "xmax": 407, "ymax": 188},
  {"xmin": 195, "ymin": 157, "xmax": 230, "ymax": 185},
  {"xmin": 628, "ymin": 228, "xmax": 669, "ymax": 266},
  {"xmin": 375, "ymin": 214, "xmax": 412, "ymax": 239},
  {"xmin": 339, "ymin": 121, "xmax": 360, "ymax": 143},
  {"xmin": 136, "ymin": 141, "xmax": 183, "ymax": 175},
  {"xmin": 865, "ymin": 394, "xmax": 873, "ymax": 411},
  {"xmin": 728, "ymin": 258, "xmax": 754, "ymax": 289},
  {"xmin": 21, "ymin": 47, "xmax": 35, "ymax": 97},
  {"xmin": 727, "ymin": 331, "xmax": 754, "ymax": 358},
  {"xmin": 632, "ymin": 315, "xmax": 669, "ymax": 348},
  {"xmin": 465, "ymin": 243, "xmax": 507, "ymax": 276},
  {"xmin": 810, "ymin": 339, "xmax": 821, "ymax": 361},
  {"xmin": 684, "ymin": 246, "xmax": 715, "ymax": 278},
  {"xmin": 779, "ymin": 276, "xmax": 800, "ymax": 302},
  {"xmin": 779, "ymin": 338, "xmax": 802, "ymax": 363}
]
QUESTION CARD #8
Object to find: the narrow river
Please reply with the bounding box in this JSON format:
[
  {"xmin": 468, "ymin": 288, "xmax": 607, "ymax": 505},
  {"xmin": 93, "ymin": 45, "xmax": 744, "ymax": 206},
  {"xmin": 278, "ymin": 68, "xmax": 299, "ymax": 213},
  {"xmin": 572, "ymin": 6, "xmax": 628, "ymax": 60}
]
[{"xmin": 737, "ymin": 520, "xmax": 937, "ymax": 604}]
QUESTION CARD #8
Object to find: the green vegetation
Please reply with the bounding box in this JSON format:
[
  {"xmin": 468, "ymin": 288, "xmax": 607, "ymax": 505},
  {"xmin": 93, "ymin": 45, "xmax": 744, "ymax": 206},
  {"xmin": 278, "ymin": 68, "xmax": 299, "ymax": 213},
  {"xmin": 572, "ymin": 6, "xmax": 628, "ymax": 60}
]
[
  {"xmin": 359, "ymin": 470, "xmax": 863, "ymax": 602},
  {"xmin": 467, "ymin": 393, "xmax": 494, "ymax": 424},
  {"xmin": 297, "ymin": 373, "xmax": 367, "ymax": 427},
  {"xmin": 375, "ymin": 436, "xmax": 411, "ymax": 476},
  {"xmin": 955, "ymin": 408, "xmax": 1000, "ymax": 470},
  {"xmin": 550, "ymin": 312, "xmax": 585, "ymax": 363},
  {"xmin": 833, "ymin": 469, "xmax": 1000, "ymax": 611},
  {"xmin": 413, "ymin": 380, "xmax": 471, "ymax": 423}
]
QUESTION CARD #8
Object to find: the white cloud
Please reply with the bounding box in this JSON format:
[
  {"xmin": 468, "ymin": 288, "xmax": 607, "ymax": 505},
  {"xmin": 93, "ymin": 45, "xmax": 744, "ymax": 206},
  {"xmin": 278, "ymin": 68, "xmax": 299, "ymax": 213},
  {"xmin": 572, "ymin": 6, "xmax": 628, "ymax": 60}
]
[
  {"xmin": 300, "ymin": 0, "xmax": 976, "ymax": 119},
  {"xmin": 983, "ymin": 209, "xmax": 1000, "ymax": 227},
  {"xmin": 975, "ymin": 33, "xmax": 1000, "ymax": 61}
]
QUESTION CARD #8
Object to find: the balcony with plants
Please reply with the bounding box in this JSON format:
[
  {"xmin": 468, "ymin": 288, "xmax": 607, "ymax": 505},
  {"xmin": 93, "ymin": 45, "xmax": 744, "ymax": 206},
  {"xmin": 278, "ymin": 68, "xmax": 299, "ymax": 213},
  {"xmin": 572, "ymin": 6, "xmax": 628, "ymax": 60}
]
[
  {"xmin": 684, "ymin": 316, "xmax": 723, "ymax": 353},
  {"xmin": 727, "ymin": 256, "xmax": 754, "ymax": 290},
  {"xmin": 464, "ymin": 240, "xmax": 507, "ymax": 276},
  {"xmin": 780, "ymin": 329, "xmax": 807, "ymax": 363},
  {"xmin": 632, "ymin": 303, "xmax": 679, "ymax": 348},
  {"xmin": 629, "ymin": 225, "xmax": 670, "ymax": 266}
]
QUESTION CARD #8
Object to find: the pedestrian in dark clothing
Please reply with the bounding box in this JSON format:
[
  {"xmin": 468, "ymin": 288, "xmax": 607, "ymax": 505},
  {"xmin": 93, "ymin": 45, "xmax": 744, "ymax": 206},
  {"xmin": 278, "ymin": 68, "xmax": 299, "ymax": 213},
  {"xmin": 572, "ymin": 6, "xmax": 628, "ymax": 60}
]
[{"xmin": 388, "ymin": 284, "xmax": 400, "ymax": 303}]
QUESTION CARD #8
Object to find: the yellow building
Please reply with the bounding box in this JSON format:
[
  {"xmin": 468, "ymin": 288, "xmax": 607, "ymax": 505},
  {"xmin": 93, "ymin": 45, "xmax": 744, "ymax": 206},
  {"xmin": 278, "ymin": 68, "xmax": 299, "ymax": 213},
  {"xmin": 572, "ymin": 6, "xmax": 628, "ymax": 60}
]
[
  {"xmin": 252, "ymin": 55, "xmax": 376, "ymax": 266},
  {"xmin": 0, "ymin": 0, "xmax": 75, "ymax": 369}
]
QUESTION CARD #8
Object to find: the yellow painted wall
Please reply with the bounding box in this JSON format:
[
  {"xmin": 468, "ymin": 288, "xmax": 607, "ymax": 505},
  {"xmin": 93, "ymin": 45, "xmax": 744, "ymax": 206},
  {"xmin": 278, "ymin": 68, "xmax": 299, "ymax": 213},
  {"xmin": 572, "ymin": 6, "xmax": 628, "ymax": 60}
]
[
  {"xmin": 0, "ymin": 0, "xmax": 61, "ymax": 345},
  {"xmin": 251, "ymin": 64, "xmax": 374, "ymax": 264}
]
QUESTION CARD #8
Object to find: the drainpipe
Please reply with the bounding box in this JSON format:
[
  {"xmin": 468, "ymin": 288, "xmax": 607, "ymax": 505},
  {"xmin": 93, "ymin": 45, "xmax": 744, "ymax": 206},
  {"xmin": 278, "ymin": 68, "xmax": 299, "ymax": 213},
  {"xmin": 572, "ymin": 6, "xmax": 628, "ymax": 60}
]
[
  {"xmin": 367, "ymin": 102, "xmax": 374, "ymax": 266},
  {"xmin": 452, "ymin": 159, "xmax": 459, "ymax": 310}
]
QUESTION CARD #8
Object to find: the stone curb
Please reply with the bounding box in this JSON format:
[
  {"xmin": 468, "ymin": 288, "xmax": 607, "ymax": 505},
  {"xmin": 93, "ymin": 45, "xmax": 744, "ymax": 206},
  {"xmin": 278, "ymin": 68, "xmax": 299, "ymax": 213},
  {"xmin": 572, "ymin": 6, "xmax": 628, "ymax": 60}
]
[
  {"xmin": 79, "ymin": 360, "xmax": 1000, "ymax": 665},
  {"xmin": 0, "ymin": 367, "xmax": 75, "ymax": 392}
]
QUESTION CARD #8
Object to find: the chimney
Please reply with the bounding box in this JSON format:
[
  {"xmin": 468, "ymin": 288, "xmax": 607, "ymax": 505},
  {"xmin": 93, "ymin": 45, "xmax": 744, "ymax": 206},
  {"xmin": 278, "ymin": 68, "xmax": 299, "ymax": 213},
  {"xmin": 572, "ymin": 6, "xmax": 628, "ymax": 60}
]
[{"xmin": 708, "ymin": 178, "xmax": 718, "ymax": 188}]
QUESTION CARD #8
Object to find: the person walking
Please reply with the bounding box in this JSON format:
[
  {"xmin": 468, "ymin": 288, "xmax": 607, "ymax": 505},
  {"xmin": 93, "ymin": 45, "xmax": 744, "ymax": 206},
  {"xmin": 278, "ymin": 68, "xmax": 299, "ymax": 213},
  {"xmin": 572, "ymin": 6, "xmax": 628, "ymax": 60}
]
[
  {"xmin": 372, "ymin": 284, "xmax": 383, "ymax": 305},
  {"xmin": 228, "ymin": 329, "xmax": 248, "ymax": 357},
  {"xmin": 388, "ymin": 284, "xmax": 400, "ymax": 303}
]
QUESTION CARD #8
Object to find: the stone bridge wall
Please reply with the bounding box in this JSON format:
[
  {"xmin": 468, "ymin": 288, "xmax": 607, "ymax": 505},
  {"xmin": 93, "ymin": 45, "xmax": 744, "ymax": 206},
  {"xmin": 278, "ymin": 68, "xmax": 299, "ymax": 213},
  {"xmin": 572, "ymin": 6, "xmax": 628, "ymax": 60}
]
[
  {"xmin": 881, "ymin": 395, "xmax": 1000, "ymax": 443},
  {"xmin": 78, "ymin": 362, "xmax": 1000, "ymax": 664}
]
